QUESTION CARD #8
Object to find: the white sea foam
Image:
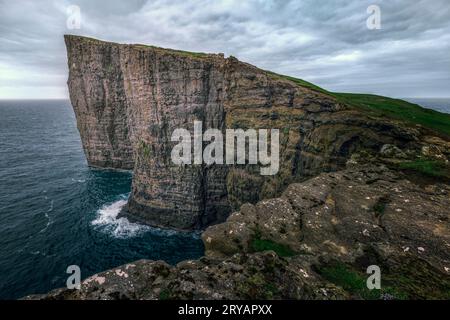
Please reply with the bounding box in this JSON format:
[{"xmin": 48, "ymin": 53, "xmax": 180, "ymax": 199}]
[
  {"xmin": 92, "ymin": 198, "xmax": 150, "ymax": 238},
  {"xmin": 39, "ymin": 200, "xmax": 54, "ymax": 233}
]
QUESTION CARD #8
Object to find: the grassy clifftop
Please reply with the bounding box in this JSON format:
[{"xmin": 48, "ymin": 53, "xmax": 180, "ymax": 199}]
[
  {"xmin": 270, "ymin": 72, "xmax": 450, "ymax": 137},
  {"xmin": 335, "ymin": 93, "xmax": 450, "ymax": 137}
]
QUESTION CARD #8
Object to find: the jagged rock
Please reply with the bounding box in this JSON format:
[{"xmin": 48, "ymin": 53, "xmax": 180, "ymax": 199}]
[
  {"xmin": 380, "ymin": 144, "xmax": 407, "ymax": 158},
  {"xmin": 65, "ymin": 35, "xmax": 428, "ymax": 230}
]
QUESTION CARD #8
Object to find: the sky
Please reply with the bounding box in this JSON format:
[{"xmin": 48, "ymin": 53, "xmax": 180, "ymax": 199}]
[{"xmin": 0, "ymin": 0, "xmax": 449, "ymax": 99}]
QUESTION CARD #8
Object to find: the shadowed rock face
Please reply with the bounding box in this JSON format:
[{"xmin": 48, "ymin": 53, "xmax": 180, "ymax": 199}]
[
  {"xmin": 65, "ymin": 35, "xmax": 424, "ymax": 230},
  {"xmin": 65, "ymin": 35, "xmax": 229, "ymax": 229}
]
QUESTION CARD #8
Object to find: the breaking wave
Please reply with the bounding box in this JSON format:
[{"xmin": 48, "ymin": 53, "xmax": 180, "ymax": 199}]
[{"xmin": 91, "ymin": 196, "xmax": 150, "ymax": 238}]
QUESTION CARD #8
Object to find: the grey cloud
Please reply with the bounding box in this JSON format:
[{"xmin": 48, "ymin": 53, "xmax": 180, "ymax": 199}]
[{"xmin": 0, "ymin": 0, "xmax": 449, "ymax": 98}]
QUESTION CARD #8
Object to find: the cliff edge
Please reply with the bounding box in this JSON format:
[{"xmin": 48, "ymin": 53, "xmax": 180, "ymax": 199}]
[{"xmin": 65, "ymin": 35, "xmax": 449, "ymax": 230}]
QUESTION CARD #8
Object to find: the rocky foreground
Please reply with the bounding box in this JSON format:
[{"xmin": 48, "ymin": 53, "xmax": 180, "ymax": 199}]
[{"xmin": 26, "ymin": 150, "xmax": 450, "ymax": 299}]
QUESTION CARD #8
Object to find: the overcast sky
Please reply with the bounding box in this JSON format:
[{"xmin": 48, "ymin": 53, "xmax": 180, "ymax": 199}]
[{"xmin": 1, "ymin": 0, "xmax": 449, "ymax": 99}]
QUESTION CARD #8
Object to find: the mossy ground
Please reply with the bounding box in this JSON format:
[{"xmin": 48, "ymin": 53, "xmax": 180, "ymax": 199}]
[
  {"xmin": 138, "ymin": 140, "xmax": 151, "ymax": 158},
  {"xmin": 397, "ymin": 158, "xmax": 450, "ymax": 179},
  {"xmin": 270, "ymin": 72, "xmax": 450, "ymax": 137},
  {"xmin": 335, "ymin": 93, "xmax": 450, "ymax": 137},
  {"xmin": 236, "ymin": 273, "xmax": 279, "ymax": 299},
  {"xmin": 158, "ymin": 289, "xmax": 171, "ymax": 300},
  {"xmin": 135, "ymin": 44, "xmax": 209, "ymax": 58},
  {"xmin": 267, "ymin": 71, "xmax": 330, "ymax": 95},
  {"xmin": 317, "ymin": 259, "xmax": 450, "ymax": 300},
  {"xmin": 249, "ymin": 230, "xmax": 296, "ymax": 257},
  {"xmin": 317, "ymin": 262, "xmax": 407, "ymax": 300}
]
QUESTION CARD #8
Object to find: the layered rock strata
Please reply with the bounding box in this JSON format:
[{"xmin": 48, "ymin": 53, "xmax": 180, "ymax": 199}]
[{"xmin": 65, "ymin": 35, "xmax": 433, "ymax": 230}]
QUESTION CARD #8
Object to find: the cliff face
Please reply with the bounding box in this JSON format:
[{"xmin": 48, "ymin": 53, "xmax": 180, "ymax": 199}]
[
  {"xmin": 65, "ymin": 35, "xmax": 424, "ymax": 230},
  {"xmin": 66, "ymin": 35, "xmax": 229, "ymax": 228}
]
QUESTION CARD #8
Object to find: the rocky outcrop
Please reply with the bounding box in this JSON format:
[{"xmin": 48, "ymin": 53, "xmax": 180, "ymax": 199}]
[
  {"xmin": 65, "ymin": 35, "xmax": 429, "ymax": 230},
  {"xmin": 26, "ymin": 158, "xmax": 450, "ymax": 300},
  {"xmin": 66, "ymin": 35, "xmax": 231, "ymax": 229}
]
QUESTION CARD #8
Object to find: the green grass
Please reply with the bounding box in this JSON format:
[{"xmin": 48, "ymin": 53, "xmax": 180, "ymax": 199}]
[
  {"xmin": 266, "ymin": 71, "xmax": 331, "ymax": 95},
  {"xmin": 398, "ymin": 158, "xmax": 450, "ymax": 178},
  {"xmin": 373, "ymin": 201, "xmax": 387, "ymax": 216},
  {"xmin": 373, "ymin": 196, "xmax": 389, "ymax": 216},
  {"xmin": 139, "ymin": 140, "xmax": 151, "ymax": 158},
  {"xmin": 159, "ymin": 289, "xmax": 171, "ymax": 300},
  {"xmin": 318, "ymin": 262, "xmax": 407, "ymax": 300},
  {"xmin": 267, "ymin": 71, "xmax": 450, "ymax": 137},
  {"xmin": 135, "ymin": 44, "xmax": 208, "ymax": 58},
  {"xmin": 250, "ymin": 235, "xmax": 296, "ymax": 257},
  {"xmin": 334, "ymin": 93, "xmax": 450, "ymax": 137},
  {"xmin": 73, "ymin": 33, "xmax": 450, "ymax": 137}
]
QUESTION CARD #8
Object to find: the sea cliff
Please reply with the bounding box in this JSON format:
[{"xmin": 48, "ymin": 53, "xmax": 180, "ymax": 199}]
[{"xmin": 64, "ymin": 35, "xmax": 444, "ymax": 230}]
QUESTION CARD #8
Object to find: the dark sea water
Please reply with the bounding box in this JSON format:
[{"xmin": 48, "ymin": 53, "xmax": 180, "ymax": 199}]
[{"xmin": 0, "ymin": 100, "xmax": 204, "ymax": 300}]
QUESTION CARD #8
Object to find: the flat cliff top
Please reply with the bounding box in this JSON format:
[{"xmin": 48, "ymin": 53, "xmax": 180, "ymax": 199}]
[{"xmin": 64, "ymin": 34, "xmax": 224, "ymax": 61}]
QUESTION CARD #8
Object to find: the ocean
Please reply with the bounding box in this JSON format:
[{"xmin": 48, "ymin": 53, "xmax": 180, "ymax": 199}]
[
  {"xmin": 0, "ymin": 100, "xmax": 204, "ymax": 300},
  {"xmin": 402, "ymin": 98, "xmax": 450, "ymax": 114},
  {"xmin": 0, "ymin": 98, "xmax": 448, "ymax": 300}
]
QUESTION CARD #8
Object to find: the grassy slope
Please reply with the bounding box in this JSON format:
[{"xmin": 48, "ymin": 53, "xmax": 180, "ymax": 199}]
[
  {"xmin": 336, "ymin": 93, "xmax": 450, "ymax": 137},
  {"xmin": 270, "ymin": 72, "xmax": 450, "ymax": 137}
]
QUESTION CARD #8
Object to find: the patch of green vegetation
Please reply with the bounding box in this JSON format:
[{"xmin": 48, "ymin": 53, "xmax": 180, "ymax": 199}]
[
  {"xmin": 373, "ymin": 196, "xmax": 389, "ymax": 216},
  {"xmin": 264, "ymin": 282, "xmax": 279, "ymax": 299},
  {"xmin": 267, "ymin": 71, "xmax": 450, "ymax": 137},
  {"xmin": 334, "ymin": 93, "xmax": 450, "ymax": 137},
  {"xmin": 159, "ymin": 289, "xmax": 171, "ymax": 300},
  {"xmin": 236, "ymin": 271, "xmax": 279, "ymax": 299},
  {"xmin": 382, "ymin": 257, "xmax": 450, "ymax": 299},
  {"xmin": 105, "ymin": 63, "xmax": 114, "ymax": 74},
  {"xmin": 250, "ymin": 230, "xmax": 296, "ymax": 257},
  {"xmin": 318, "ymin": 262, "xmax": 407, "ymax": 300},
  {"xmin": 397, "ymin": 158, "xmax": 450, "ymax": 178},
  {"xmin": 373, "ymin": 202, "xmax": 386, "ymax": 216},
  {"xmin": 139, "ymin": 140, "xmax": 151, "ymax": 158},
  {"xmin": 135, "ymin": 44, "xmax": 208, "ymax": 58},
  {"xmin": 266, "ymin": 71, "xmax": 330, "ymax": 95}
]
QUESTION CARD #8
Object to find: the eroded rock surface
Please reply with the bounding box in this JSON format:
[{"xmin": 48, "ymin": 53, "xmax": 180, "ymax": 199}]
[{"xmin": 65, "ymin": 35, "xmax": 430, "ymax": 230}]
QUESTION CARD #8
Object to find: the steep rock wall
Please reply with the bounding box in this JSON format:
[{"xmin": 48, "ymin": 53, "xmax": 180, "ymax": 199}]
[{"xmin": 65, "ymin": 35, "xmax": 422, "ymax": 229}]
